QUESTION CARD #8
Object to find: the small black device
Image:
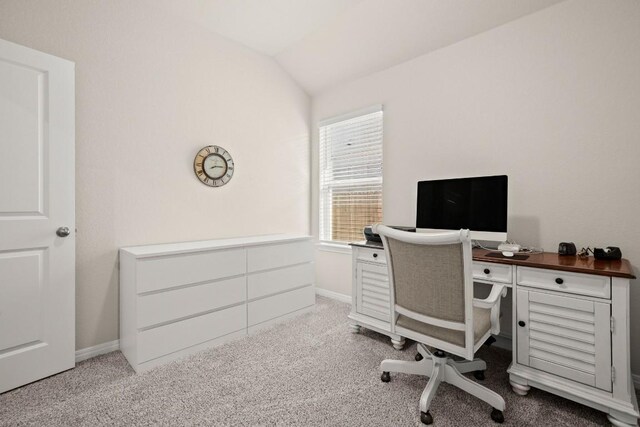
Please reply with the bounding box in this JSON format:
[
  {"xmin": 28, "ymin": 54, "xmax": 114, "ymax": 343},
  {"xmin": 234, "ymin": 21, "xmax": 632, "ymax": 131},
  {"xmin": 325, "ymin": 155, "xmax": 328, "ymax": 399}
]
[
  {"xmin": 558, "ymin": 242, "xmax": 577, "ymax": 256},
  {"xmin": 594, "ymin": 247, "xmax": 622, "ymax": 260},
  {"xmin": 363, "ymin": 225, "xmax": 416, "ymax": 243}
]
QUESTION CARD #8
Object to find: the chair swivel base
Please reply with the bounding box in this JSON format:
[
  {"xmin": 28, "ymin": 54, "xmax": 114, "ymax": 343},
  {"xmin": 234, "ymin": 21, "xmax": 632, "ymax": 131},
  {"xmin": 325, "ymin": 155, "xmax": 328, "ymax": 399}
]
[{"xmin": 380, "ymin": 344, "xmax": 505, "ymax": 425}]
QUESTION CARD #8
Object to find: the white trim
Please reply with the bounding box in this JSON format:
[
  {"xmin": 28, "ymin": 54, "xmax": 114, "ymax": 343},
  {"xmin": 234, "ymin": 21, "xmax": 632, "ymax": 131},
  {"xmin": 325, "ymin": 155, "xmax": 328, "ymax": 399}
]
[
  {"xmin": 316, "ymin": 241, "xmax": 352, "ymax": 254},
  {"xmin": 75, "ymin": 339, "xmax": 120, "ymax": 363},
  {"xmin": 315, "ymin": 287, "xmax": 351, "ymax": 304},
  {"xmin": 318, "ymin": 104, "xmax": 383, "ymax": 127}
]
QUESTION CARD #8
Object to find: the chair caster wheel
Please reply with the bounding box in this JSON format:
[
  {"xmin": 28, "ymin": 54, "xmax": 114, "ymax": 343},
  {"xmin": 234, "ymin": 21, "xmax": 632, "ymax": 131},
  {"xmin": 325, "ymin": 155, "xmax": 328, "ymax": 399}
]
[
  {"xmin": 474, "ymin": 370, "xmax": 485, "ymax": 380},
  {"xmin": 415, "ymin": 353, "xmax": 423, "ymax": 361},
  {"xmin": 491, "ymin": 409, "xmax": 504, "ymax": 424},
  {"xmin": 420, "ymin": 410, "xmax": 433, "ymax": 425},
  {"xmin": 381, "ymin": 371, "xmax": 390, "ymax": 383}
]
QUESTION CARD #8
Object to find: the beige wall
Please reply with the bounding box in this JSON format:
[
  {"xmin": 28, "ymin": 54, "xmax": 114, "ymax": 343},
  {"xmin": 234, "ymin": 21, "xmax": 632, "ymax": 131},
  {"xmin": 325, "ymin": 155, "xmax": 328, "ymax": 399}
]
[
  {"xmin": 312, "ymin": 0, "xmax": 640, "ymax": 370},
  {"xmin": 0, "ymin": 0, "xmax": 311, "ymax": 350}
]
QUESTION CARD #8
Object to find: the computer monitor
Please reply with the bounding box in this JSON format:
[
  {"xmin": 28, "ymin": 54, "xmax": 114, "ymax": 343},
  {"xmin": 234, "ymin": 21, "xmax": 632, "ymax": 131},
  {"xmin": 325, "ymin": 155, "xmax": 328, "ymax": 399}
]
[{"xmin": 416, "ymin": 175, "xmax": 508, "ymax": 242}]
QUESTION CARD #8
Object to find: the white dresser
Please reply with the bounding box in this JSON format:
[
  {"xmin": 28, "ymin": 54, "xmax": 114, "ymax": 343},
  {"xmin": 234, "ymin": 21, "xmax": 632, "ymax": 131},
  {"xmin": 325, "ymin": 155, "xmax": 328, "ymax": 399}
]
[
  {"xmin": 349, "ymin": 241, "xmax": 639, "ymax": 426},
  {"xmin": 120, "ymin": 234, "xmax": 314, "ymax": 372}
]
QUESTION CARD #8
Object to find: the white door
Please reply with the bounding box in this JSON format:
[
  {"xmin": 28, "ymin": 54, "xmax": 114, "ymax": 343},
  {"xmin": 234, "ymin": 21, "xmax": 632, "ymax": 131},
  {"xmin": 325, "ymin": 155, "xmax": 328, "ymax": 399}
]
[{"xmin": 0, "ymin": 39, "xmax": 75, "ymax": 393}]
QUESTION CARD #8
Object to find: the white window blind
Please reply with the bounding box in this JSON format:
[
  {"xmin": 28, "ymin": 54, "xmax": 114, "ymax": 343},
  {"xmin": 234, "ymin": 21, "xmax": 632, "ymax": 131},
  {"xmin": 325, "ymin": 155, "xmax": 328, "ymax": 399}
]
[{"xmin": 319, "ymin": 106, "xmax": 383, "ymax": 243}]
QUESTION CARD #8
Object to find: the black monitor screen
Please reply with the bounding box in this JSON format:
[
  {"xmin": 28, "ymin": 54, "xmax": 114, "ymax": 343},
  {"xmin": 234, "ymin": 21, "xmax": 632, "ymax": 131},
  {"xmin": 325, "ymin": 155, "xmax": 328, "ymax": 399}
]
[{"xmin": 416, "ymin": 175, "xmax": 508, "ymax": 233}]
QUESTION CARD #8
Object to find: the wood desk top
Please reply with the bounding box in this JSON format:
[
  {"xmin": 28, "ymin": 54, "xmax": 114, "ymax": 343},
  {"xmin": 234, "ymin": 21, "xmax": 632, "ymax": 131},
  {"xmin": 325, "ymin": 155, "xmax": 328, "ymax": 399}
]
[
  {"xmin": 472, "ymin": 249, "xmax": 635, "ymax": 279},
  {"xmin": 350, "ymin": 241, "xmax": 635, "ymax": 279}
]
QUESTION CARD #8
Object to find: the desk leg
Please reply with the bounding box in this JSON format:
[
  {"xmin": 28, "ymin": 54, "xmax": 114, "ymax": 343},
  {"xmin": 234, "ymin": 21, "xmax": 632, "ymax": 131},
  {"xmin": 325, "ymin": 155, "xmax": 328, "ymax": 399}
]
[
  {"xmin": 509, "ymin": 375, "xmax": 531, "ymax": 396},
  {"xmin": 391, "ymin": 337, "xmax": 405, "ymax": 350},
  {"xmin": 608, "ymin": 411, "xmax": 638, "ymax": 427}
]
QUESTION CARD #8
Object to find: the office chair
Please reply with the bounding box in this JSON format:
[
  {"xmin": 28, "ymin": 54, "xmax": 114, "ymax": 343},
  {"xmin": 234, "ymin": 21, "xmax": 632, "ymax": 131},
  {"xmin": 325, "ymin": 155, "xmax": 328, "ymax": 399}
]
[{"xmin": 373, "ymin": 225, "xmax": 507, "ymax": 425}]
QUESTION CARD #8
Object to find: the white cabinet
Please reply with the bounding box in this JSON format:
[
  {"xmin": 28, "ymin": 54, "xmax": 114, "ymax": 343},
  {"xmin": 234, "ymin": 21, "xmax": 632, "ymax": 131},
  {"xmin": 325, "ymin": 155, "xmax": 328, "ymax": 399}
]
[
  {"xmin": 515, "ymin": 288, "xmax": 611, "ymax": 391},
  {"xmin": 349, "ymin": 244, "xmax": 405, "ymax": 349},
  {"xmin": 120, "ymin": 234, "xmax": 314, "ymax": 372}
]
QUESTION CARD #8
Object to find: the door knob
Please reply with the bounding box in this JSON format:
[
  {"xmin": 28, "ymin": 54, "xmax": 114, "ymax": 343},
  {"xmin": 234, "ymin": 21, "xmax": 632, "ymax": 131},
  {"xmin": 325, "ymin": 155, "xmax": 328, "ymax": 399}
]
[
  {"xmin": 56, "ymin": 227, "xmax": 71, "ymax": 237},
  {"xmin": 518, "ymin": 321, "xmax": 526, "ymax": 327}
]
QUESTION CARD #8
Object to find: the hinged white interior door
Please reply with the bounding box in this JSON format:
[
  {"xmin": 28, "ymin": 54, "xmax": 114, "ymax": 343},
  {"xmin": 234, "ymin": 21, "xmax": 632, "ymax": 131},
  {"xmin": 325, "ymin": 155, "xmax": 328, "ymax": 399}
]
[{"xmin": 0, "ymin": 38, "xmax": 75, "ymax": 393}]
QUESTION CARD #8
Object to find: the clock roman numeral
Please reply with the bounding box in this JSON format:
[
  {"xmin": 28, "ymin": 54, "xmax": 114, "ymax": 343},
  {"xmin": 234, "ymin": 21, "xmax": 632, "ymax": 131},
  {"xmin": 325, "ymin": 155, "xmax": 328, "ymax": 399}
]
[
  {"xmin": 197, "ymin": 170, "xmax": 203, "ymax": 176},
  {"xmin": 214, "ymin": 146, "xmax": 219, "ymax": 153},
  {"xmin": 205, "ymin": 147, "xmax": 210, "ymax": 154},
  {"xmin": 196, "ymin": 162, "xmax": 202, "ymax": 167}
]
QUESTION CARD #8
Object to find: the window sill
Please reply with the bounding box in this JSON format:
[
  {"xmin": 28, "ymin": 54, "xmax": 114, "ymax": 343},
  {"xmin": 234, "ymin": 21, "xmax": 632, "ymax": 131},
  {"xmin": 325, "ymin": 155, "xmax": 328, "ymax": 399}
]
[{"xmin": 316, "ymin": 241, "xmax": 352, "ymax": 255}]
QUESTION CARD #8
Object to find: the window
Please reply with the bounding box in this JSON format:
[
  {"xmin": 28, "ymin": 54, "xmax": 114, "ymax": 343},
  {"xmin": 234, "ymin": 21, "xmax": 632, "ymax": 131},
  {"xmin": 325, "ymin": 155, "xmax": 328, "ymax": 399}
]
[{"xmin": 319, "ymin": 106, "xmax": 383, "ymax": 243}]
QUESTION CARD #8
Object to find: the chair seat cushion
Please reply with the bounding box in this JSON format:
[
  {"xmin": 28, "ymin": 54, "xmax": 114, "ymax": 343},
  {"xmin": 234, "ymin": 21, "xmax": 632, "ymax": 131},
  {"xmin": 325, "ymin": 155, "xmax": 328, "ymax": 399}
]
[{"xmin": 396, "ymin": 307, "xmax": 492, "ymax": 347}]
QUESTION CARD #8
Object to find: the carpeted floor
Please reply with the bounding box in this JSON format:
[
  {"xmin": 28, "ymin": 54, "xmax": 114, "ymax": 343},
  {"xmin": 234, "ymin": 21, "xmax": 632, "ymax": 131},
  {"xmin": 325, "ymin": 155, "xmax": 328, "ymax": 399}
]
[{"xmin": 0, "ymin": 297, "xmax": 622, "ymax": 426}]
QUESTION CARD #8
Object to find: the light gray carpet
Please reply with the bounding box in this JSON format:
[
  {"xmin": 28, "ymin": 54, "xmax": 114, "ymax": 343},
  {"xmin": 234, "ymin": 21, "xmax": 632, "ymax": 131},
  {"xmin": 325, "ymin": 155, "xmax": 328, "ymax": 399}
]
[{"xmin": 0, "ymin": 297, "xmax": 619, "ymax": 426}]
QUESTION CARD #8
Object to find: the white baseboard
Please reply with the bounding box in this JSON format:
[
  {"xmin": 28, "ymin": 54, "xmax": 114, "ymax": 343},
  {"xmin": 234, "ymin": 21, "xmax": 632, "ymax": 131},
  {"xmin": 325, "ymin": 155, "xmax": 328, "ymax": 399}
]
[
  {"xmin": 315, "ymin": 287, "xmax": 351, "ymax": 304},
  {"xmin": 75, "ymin": 339, "xmax": 120, "ymax": 363}
]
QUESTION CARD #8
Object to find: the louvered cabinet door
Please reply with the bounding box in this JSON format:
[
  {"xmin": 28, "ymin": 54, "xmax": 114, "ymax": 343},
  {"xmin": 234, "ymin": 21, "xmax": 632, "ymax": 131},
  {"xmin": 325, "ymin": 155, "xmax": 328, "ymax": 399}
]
[
  {"xmin": 356, "ymin": 263, "xmax": 391, "ymax": 322},
  {"xmin": 516, "ymin": 289, "xmax": 612, "ymax": 391}
]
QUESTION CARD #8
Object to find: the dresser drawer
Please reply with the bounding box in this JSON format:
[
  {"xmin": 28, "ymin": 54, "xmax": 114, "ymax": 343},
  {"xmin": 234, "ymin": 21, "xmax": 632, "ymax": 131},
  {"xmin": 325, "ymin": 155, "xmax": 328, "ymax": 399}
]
[
  {"xmin": 248, "ymin": 263, "xmax": 314, "ymax": 300},
  {"xmin": 247, "ymin": 240, "xmax": 313, "ymax": 273},
  {"xmin": 472, "ymin": 261, "xmax": 513, "ymax": 284},
  {"xmin": 356, "ymin": 247, "xmax": 386, "ymax": 265},
  {"xmin": 248, "ymin": 285, "xmax": 315, "ymax": 326},
  {"xmin": 137, "ymin": 304, "xmax": 246, "ymax": 363},
  {"xmin": 137, "ymin": 276, "xmax": 246, "ymax": 328},
  {"xmin": 136, "ymin": 248, "xmax": 246, "ymax": 293},
  {"xmin": 517, "ymin": 267, "xmax": 610, "ymax": 299}
]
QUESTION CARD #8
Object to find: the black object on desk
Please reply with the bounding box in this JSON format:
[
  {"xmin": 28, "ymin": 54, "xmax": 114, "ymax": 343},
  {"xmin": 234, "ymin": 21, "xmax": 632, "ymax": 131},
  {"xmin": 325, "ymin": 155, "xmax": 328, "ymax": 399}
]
[
  {"xmin": 363, "ymin": 225, "xmax": 415, "ymax": 243},
  {"xmin": 594, "ymin": 247, "xmax": 622, "ymax": 260},
  {"xmin": 558, "ymin": 242, "xmax": 577, "ymax": 256}
]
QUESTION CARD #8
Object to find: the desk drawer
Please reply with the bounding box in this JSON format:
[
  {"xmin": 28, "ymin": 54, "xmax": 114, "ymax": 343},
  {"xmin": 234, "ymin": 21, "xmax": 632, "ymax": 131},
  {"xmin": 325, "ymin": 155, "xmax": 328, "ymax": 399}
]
[
  {"xmin": 517, "ymin": 267, "xmax": 610, "ymax": 299},
  {"xmin": 473, "ymin": 261, "xmax": 513, "ymax": 285},
  {"xmin": 356, "ymin": 247, "xmax": 386, "ymax": 265}
]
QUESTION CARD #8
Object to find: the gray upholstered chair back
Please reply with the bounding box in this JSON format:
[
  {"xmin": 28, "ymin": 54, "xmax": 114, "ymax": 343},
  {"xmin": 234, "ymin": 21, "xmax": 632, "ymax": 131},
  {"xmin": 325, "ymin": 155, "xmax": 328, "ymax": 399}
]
[
  {"xmin": 385, "ymin": 238, "xmax": 465, "ymax": 324},
  {"xmin": 373, "ymin": 224, "xmax": 476, "ymax": 359}
]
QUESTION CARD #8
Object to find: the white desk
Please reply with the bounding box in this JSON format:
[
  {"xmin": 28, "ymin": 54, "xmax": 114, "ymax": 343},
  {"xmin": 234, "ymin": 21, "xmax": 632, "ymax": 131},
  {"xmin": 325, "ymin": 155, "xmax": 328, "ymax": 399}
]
[{"xmin": 349, "ymin": 241, "xmax": 638, "ymax": 427}]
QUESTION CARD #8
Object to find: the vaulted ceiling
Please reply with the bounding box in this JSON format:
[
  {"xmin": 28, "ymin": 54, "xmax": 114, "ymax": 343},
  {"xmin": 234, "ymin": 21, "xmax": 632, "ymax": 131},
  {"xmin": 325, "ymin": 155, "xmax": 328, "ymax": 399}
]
[{"xmin": 153, "ymin": 0, "xmax": 566, "ymax": 94}]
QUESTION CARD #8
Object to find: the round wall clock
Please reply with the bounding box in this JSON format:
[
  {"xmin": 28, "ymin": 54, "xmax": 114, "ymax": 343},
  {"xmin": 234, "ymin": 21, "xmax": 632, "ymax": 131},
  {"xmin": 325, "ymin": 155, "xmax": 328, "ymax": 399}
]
[{"xmin": 193, "ymin": 145, "xmax": 234, "ymax": 187}]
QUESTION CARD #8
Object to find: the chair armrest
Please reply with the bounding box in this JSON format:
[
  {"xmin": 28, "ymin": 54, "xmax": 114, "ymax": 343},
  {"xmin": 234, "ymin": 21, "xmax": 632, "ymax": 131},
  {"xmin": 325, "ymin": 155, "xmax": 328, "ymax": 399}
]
[
  {"xmin": 472, "ymin": 284, "xmax": 507, "ymax": 309},
  {"xmin": 473, "ymin": 284, "xmax": 508, "ymax": 335}
]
